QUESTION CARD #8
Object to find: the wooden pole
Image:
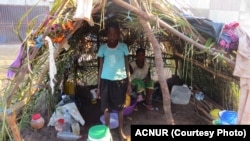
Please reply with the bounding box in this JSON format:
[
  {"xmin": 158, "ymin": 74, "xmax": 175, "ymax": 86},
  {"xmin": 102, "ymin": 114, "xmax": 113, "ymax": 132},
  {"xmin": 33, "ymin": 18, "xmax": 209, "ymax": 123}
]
[
  {"xmin": 112, "ymin": 0, "xmax": 235, "ymax": 66},
  {"xmin": 130, "ymin": 0, "xmax": 174, "ymax": 125},
  {"xmin": 7, "ymin": 112, "xmax": 22, "ymax": 141}
]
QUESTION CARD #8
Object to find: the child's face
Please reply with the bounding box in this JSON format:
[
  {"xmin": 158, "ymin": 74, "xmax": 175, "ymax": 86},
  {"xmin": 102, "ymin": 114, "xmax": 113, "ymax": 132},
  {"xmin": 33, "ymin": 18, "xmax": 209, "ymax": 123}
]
[
  {"xmin": 136, "ymin": 51, "xmax": 145, "ymax": 62},
  {"xmin": 107, "ymin": 27, "xmax": 119, "ymax": 44}
]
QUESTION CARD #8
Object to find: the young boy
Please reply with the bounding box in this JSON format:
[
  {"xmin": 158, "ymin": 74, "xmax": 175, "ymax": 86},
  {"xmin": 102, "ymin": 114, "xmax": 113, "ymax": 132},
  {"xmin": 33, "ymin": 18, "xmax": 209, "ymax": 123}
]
[{"xmin": 97, "ymin": 22, "xmax": 131, "ymax": 140}]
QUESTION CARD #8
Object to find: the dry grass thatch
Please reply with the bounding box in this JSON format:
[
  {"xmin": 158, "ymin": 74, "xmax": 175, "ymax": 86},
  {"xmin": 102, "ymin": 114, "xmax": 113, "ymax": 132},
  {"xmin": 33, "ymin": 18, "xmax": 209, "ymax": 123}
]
[{"xmin": 0, "ymin": 0, "xmax": 241, "ymax": 140}]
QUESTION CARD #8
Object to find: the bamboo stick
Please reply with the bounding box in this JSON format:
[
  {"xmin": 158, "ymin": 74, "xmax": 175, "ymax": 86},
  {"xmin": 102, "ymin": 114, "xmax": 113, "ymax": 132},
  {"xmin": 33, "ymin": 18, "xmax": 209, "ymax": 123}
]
[
  {"xmin": 174, "ymin": 52, "xmax": 239, "ymax": 82},
  {"xmin": 190, "ymin": 98, "xmax": 214, "ymax": 121}
]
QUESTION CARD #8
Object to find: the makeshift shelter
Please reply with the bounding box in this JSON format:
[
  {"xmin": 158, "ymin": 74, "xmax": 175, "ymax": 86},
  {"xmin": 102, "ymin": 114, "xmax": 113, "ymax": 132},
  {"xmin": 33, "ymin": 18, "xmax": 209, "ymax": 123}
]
[{"xmin": 0, "ymin": 0, "xmax": 249, "ymax": 140}]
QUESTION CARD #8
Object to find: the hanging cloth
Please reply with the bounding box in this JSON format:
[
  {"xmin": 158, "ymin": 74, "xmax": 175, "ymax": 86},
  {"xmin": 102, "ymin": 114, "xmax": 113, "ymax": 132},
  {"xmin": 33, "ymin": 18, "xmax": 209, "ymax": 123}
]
[
  {"xmin": 233, "ymin": 27, "xmax": 250, "ymax": 124},
  {"xmin": 73, "ymin": 0, "xmax": 94, "ymax": 26},
  {"xmin": 7, "ymin": 45, "xmax": 26, "ymax": 79},
  {"xmin": 45, "ymin": 36, "xmax": 57, "ymax": 94}
]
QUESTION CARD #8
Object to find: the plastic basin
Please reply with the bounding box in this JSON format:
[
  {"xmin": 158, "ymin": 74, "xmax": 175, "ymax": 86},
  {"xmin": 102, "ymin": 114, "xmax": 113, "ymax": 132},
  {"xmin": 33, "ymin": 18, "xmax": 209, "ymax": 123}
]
[
  {"xmin": 112, "ymin": 99, "xmax": 137, "ymax": 116},
  {"xmin": 123, "ymin": 99, "xmax": 137, "ymax": 116},
  {"xmin": 100, "ymin": 113, "xmax": 119, "ymax": 129},
  {"xmin": 219, "ymin": 110, "xmax": 237, "ymax": 125}
]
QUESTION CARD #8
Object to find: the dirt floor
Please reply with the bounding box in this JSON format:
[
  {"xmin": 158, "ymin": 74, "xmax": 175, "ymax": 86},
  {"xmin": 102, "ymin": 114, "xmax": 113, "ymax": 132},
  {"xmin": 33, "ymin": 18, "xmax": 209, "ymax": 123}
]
[{"xmin": 20, "ymin": 85, "xmax": 209, "ymax": 141}]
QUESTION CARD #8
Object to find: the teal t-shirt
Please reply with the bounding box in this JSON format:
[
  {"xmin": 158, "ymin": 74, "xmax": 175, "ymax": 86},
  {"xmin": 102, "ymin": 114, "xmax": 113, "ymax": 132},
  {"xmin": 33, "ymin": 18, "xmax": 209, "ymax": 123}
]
[{"xmin": 97, "ymin": 42, "xmax": 129, "ymax": 80}]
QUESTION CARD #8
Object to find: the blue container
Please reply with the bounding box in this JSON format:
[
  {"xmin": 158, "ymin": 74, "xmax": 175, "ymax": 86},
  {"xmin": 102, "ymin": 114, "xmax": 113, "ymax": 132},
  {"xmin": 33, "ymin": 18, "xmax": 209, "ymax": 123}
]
[{"xmin": 219, "ymin": 110, "xmax": 237, "ymax": 125}]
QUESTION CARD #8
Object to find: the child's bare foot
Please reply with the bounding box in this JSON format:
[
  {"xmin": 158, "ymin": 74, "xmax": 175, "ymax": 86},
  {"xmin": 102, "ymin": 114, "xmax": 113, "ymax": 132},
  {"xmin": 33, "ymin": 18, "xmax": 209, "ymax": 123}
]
[{"xmin": 120, "ymin": 132, "xmax": 130, "ymax": 141}]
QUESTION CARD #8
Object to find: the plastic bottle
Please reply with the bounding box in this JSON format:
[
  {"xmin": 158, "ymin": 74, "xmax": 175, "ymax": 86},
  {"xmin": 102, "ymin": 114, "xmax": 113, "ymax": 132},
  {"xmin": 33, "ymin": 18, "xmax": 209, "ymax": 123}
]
[
  {"xmin": 90, "ymin": 88, "xmax": 97, "ymax": 104},
  {"xmin": 55, "ymin": 119, "xmax": 64, "ymax": 132},
  {"xmin": 71, "ymin": 119, "xmax": 80, "ymax": 135},
  {"xmin": 57, "ymin": 131, "xmax": 82, "ymax": 140},
  {"xmin": 195, "ymin": 91, "xmax": 204, "ymax": 101},
  {"xmin": 63, "ymin": 109, "xmax": 72, "ymax": 132}
]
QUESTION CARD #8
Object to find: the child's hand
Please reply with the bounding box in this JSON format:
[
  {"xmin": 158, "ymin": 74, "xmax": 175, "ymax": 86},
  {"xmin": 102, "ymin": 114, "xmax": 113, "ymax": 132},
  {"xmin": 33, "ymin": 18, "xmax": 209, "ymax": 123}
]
[{"xmin": 96, "ymin": 88, "xmax": 101, "ymax": 99}]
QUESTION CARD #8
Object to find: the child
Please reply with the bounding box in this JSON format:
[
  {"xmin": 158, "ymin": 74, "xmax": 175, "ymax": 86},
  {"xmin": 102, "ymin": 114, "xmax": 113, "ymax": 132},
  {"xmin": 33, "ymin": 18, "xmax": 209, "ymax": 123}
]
[
  {"xmin": 130, "ymin": 48, "xmax": 155, "ymax": 110},
  {"xmin": 97, "ymin": 22, "xmax": 131, "ymax": 140}
]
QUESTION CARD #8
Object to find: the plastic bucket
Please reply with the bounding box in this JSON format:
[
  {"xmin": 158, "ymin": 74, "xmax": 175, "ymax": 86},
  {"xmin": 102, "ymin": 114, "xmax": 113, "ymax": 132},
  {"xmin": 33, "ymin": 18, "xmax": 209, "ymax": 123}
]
[
  {"xmin": 219, "ymin": 110, "xmax": 237, "ymax": 125},
  {"xmin": 88, "ymin": 125, "xmax": 111, "ymax": 141}
]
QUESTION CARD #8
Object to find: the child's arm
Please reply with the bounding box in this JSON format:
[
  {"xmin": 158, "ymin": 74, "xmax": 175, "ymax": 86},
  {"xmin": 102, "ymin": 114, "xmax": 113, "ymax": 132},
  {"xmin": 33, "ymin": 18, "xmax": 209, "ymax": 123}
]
[
  {"xmin": 125, "ymin": 56, "xmax": 132, "ymax": 94},
  {"xmin": 97, "ymin": 57, "xmax": 103, "ymax": 99}
]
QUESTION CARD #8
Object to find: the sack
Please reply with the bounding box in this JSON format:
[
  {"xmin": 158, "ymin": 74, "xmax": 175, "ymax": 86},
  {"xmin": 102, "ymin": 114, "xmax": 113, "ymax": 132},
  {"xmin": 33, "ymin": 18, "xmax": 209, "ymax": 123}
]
[
  {"xmin": 185, "ymin": 15, "xmax": 224, "ymax": 43},
  {"xmin": 150, "ymin": 67, "xmax": 172, "ymax": 82}
]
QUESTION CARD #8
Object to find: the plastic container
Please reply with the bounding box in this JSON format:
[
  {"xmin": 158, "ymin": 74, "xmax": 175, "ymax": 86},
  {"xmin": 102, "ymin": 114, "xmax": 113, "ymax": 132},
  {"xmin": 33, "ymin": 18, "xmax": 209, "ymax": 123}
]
[
  {"xmin": 170, "ymin": 85, "xmax": 191, "ymax": 105},
  {"xmin": 212, "ymin": 119, "xmax": 221, "ymax": 125},
  {"xmin": 219, "ymin": 110, "xmax": 238, "ymax": 125},
  {"xmin": 100, "ymin": 113, "xmax": 119, "ymax": 129},
  {"xmin": 112, "ymin": 99, "xmax": 137, "ymax": 116},
  {"xmin": 57, "ymin": 131, "xmax": 82, "ymax": 140},
  {"xmin": 55, "ymin": 119, "xmax": 64, "ymax": 132},
  {"xmin": 87, "ymin": 125, "xmax": 112, "ymax": 141},
  {"xmin": 210, "ymin": 109, "xmax": 221, "ymax": 119},
  {"xmin": 124, "ymin": 94, "xmax": 131, "ymax": 107},
  {"xmin": 63, "ymin": 109, "xmax": 72, "ymax": 132},
  {"xmin": 64, "ymin": 81, "xmax": 75, "ymax": 95},
  {"xmin": 30, "ymin": 113, "xmax": 45, "ymax": 129},
  {"xmin": 195, "ymin": 91, "xmax": 204, "ymax": 101}
]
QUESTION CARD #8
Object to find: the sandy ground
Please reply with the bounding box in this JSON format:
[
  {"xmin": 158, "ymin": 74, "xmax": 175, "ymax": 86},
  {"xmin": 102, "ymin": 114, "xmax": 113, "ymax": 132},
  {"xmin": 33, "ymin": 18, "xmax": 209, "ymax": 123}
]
[
  {"xmin": 20, "ymin": 85, "xmax": 209, "ymax": 141},
  {"xmin": 0, "ymin": 44, "xmax": 20, "ymax": 89}
]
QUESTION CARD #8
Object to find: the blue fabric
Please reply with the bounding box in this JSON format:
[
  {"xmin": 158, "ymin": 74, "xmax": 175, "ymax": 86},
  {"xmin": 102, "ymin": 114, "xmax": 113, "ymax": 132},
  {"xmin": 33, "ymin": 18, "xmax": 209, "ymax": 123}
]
[
  {"xmin": 97, "ymin": 42, "xmax": 129, "ymax": 80},
  {"xmin": 35, "ymin": 35, "xmax": 44, "ymax": 48}
]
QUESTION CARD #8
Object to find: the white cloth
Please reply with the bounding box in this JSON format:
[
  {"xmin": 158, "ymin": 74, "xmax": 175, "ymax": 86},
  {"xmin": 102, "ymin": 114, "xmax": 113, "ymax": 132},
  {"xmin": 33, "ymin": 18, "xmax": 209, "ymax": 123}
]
[
  {"xmin": 47, "ymin": 102, "xmax": 85, "ymax": 126},
  {"xmin": 73, "ymin": 0, "xmax": 94, "ymax": 26},
  {"xmin": 45, "ymin": 36, "xmax": 57, "ymax": 94}
]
